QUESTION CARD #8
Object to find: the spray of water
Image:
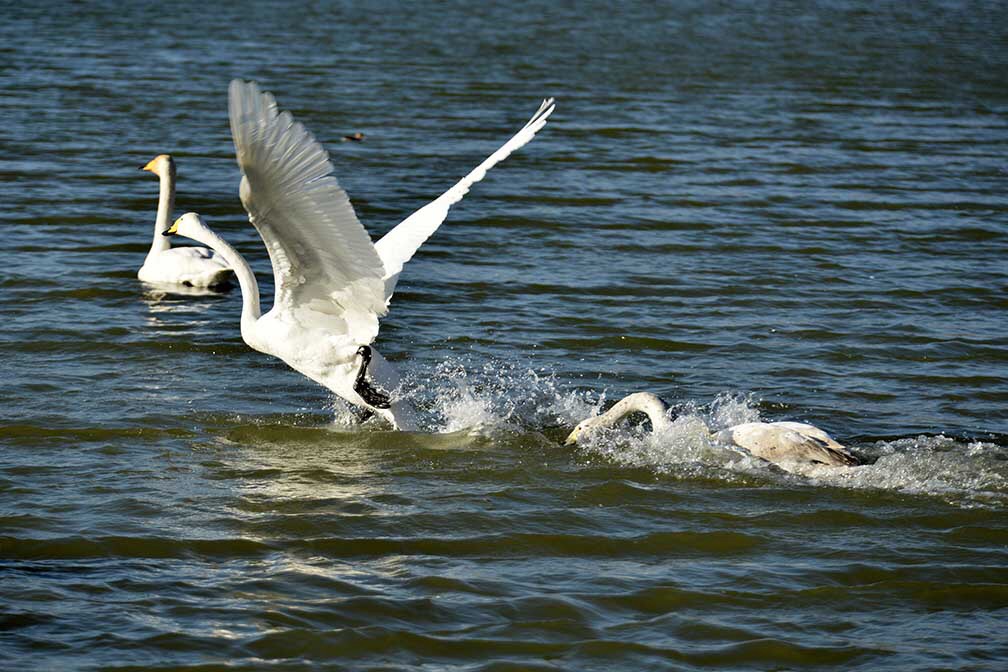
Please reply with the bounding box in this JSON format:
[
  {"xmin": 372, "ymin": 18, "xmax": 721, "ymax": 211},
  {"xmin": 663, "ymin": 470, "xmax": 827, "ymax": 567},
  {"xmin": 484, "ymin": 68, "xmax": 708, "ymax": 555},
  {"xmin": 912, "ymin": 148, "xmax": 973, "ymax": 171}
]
[
  {"xmin": 324, "ymin": 354, "xmax": 598, "ymax": 434},
  {"xmin": 324, "ymin": 356, "xmax": 1008, "ymax": 506}
]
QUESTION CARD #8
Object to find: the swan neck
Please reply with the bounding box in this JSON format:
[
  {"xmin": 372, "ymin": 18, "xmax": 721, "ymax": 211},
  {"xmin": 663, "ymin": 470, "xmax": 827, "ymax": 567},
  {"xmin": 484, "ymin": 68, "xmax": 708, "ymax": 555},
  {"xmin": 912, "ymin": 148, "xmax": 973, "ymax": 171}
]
[
  {"xmin": 601, "ymin": 393, "xmax": 672, "ymax": 434},
  {"xmin": 149, "ymin": 169, "xmax": 175, "ymax": 255},
  {"xmin": 193, "ymin": 226, "xmax": 262, "ymax": 327}
]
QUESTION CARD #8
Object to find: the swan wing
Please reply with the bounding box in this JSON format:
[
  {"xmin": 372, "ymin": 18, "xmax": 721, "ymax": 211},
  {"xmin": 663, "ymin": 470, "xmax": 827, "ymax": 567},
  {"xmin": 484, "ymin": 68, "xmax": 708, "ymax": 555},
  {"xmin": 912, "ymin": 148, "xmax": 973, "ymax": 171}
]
[
  {"xmin": 726, "ymin": 423, "xmax": 858, "ymax": 466},
  {"xmin": 374, "ymin": 97, "xmax": 555, "ymax": 303},
  {"xmin": 771, "ymin": 422, "xmax": 858, "ymax": 465},
  {"xmin": 228, "ymin": 79, "xmax": 386, "ymax": 345},
  {"xmin": 776, "ymin": 430, "xmax": 859, "ymax": 466}
]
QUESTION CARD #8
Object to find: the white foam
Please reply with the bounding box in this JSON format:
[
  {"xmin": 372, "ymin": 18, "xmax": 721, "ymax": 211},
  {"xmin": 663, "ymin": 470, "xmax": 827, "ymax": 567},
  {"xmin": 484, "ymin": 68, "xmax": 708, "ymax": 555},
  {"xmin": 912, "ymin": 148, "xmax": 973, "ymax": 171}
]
[
  {"xmin": 572, "ymin": 393, "xmax": 760, "ymax": 476},
  {"xmin": 806, "ymin": 435, "xmax": 1008, "ymax": 506},
  {"xmin": 332, "ymin": 354, "xmax": 599, "ymax": 436},
  {"xmin": 325, "ymin": 356, "xmax": 1008, "ymax": 506},
  {"xmin": 583, "ymin": 403, "xmax": 1008, "ymax": 506}
]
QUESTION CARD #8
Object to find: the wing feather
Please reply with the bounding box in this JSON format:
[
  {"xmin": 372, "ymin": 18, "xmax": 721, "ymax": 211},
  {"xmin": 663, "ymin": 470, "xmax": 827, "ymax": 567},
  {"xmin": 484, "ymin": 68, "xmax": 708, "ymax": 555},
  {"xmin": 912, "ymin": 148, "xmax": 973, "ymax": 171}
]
[
  {"xmin": 228, "ymin": 79, "xmax": 386, "ymax": 345},
  {"xmin": 374, "ymin": 97, "xmax": 555, "ymax": 302},
  {"xmin": 725, "ymin": 423, "xmax": 858, "ymax": 466}
]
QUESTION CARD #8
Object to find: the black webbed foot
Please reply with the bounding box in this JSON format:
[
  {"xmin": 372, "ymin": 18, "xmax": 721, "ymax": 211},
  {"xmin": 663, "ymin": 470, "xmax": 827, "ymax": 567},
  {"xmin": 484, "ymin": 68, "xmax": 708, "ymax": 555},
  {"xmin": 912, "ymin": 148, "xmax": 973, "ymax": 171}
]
[
  {"xmin": 354, "ymin": 345, "xmax": 391, "ymax": 409},
  {"xmin": 353, "ymin": 406, "xmax": 375, "ymax": 423}
]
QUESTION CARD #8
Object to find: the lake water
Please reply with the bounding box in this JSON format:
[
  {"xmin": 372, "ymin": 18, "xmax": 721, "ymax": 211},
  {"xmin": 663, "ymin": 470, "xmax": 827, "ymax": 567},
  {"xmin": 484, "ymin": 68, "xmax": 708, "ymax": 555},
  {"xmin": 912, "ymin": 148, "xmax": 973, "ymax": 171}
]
[{"xmin": 2, "ymin": 1, "xmax": 1007, "ymax": 669}]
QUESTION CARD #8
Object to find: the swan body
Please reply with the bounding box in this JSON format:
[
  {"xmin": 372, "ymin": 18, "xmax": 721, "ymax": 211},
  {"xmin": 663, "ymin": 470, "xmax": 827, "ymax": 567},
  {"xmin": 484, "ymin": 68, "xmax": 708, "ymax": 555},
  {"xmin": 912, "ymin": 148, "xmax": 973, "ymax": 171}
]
[
  {"xmin": 565, "ymin": 392, "xmax": 859, "ymax": 468},
  {"xmin": 137, "ymin": 154, "xmax": 232, "ymax": 288},
  {"xmin": 166, "ymin": 80, "xmax": 554, "ymax": 428},
  {"xmin": 712, "ymin": 421, "xmax": 858, "ymax": 467}
]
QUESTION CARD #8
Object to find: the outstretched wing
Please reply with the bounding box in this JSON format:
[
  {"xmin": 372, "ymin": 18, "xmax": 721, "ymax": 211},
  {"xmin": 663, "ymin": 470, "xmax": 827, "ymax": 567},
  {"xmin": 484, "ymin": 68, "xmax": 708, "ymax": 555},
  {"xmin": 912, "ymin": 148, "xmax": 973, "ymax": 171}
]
[
  {"xmin": 228, "ymin": 79, "xmax": 386, "ymax": 345},
  {"xmin": 374, "ymin": 97, "xmax": 555, "ymax": 302}
]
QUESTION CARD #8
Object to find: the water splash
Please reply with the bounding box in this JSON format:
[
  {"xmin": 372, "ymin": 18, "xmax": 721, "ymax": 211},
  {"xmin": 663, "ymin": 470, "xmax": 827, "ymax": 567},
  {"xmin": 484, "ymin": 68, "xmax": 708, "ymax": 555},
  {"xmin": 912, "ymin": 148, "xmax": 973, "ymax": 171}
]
[
  {"xmin": 414, "ymin": 357, "xmax": 599, "ymax": 435},
  {"xmin": 321, "ymin": 357, "xmax": 1008, "ymax": 506},
  {"xmin": 323, "ymin": 354, "xmax": 598, "ymax": 436},
  {"xmin": 573, "ymin": 392, "xmax": 764, "ymax": 478},
  {"xmin": 809, "ymin": 435, "xmax": 1008, "ymax": 507},
  {"xmin": 573, "ymin": 394, "xmax": 1008, "ymax": 506}
]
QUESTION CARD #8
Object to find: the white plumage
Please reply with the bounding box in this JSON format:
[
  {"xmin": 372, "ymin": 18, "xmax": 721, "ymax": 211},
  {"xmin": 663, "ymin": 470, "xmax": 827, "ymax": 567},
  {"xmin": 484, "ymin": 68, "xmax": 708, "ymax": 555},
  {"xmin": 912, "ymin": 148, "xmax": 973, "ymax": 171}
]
[
  {"xmin": 137, "ymin": 154, "xmax": 232, "ymax": 288},
  {"xmin": 565, "ymin": 392, "xmax": 859, "ymax": 468},
  {"xmin": 712, "ymin": 421, "xmax": 858, "ymax": 468},
  {"xmin": 167, "ymin": 80, "xmax": 555, "ymax": 429}
]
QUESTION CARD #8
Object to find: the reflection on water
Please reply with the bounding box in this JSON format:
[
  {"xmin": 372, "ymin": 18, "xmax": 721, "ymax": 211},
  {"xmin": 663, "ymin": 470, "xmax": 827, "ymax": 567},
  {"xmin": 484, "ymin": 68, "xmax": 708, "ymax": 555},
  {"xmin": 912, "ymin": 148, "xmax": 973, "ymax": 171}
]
[{"xmin": 141, "ymin": 281, "xmax": 233, "ymax": 303}]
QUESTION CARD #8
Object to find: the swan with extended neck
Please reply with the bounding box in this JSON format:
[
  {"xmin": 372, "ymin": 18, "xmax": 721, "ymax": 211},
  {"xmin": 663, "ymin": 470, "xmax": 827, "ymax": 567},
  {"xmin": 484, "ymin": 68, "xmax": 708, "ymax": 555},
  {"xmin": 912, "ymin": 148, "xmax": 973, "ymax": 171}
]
[
  {"xmin": 565, "ymin": 392, "xmax": 859, "ymax": 468},
  {"xmin": 137, "ymin": 154, "xmax": 232, "ymax": 288},
  {"xmin": 166, "ymin": 80, "xmax": 554, "ymax": 429}
]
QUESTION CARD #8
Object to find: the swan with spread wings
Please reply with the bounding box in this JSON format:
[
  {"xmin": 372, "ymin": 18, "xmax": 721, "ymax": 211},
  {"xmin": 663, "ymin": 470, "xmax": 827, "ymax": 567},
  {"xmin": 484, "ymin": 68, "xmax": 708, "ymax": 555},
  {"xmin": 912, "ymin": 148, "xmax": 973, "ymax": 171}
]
[{"xmin": 165, "ymin": 80, "xmax": 554, "ymax": 429}]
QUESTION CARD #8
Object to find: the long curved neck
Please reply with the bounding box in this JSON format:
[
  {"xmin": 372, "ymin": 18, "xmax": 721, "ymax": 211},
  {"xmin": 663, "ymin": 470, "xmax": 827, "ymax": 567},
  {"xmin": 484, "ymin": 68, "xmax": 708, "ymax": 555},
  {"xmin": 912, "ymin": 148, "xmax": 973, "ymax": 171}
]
[
  {"xmin": 189, "ymin": 226, "xmax": 262, "ymax": 331},
  {"xmin": 599, "ymin": 392, "xmax": 673, "ymax": 433},
  {"xmin": 149, "ymin": 169, "xmax": 175, "ymax": 255}
]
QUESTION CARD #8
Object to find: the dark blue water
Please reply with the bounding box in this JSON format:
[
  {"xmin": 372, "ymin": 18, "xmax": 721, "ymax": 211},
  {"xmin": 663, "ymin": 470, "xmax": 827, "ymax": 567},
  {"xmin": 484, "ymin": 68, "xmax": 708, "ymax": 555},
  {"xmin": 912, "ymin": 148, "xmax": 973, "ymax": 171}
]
[{"xmin": 2, "ymin": 1, "xmax": 1007, "ymax": 669}]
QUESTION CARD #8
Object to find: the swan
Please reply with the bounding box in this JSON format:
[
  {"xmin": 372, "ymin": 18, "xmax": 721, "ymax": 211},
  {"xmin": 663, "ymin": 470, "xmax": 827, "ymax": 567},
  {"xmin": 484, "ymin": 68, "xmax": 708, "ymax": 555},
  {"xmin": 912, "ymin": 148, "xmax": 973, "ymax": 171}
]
[
  {"xmin": 164, "ymin": 80, "xmax": 555, "ymax": 429},
  {"xmin": 564, "ymin": 392, "xmax": 859, "ymax": 468},
  {"xmin": 137, "ymin": 154, "xmax": 233, "ymax": 288}
]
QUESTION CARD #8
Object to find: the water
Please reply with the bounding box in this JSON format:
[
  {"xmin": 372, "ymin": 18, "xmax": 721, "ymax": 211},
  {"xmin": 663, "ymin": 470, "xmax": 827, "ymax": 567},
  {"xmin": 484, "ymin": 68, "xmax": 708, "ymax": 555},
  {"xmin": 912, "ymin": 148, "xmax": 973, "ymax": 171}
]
[{"xmin": 2, "ymin": 1, "xmax": 1008, "ymax": 669}]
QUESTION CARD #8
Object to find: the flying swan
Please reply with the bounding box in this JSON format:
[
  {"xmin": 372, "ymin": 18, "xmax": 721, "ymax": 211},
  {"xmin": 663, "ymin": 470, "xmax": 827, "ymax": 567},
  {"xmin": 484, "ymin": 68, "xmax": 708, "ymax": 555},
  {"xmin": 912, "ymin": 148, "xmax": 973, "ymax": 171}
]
[
  {"xmin": 564, "ymin": 392, "xmax": 860, "ymax": 468},
  {"xmin": 137, "ymin": 154, "xmax": 233, "ymax": 288},
  {"xmin": 165, "ymin": 80, "xmax": 555, "ymax": 429}
]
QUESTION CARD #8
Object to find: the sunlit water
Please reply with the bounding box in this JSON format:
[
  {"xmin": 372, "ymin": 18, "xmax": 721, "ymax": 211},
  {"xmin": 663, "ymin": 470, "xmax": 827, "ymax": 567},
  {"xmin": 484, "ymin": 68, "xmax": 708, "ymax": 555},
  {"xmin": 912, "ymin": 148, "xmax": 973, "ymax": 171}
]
[{"xmin": 2, "ymin": 1, "xmax": 1007, "ymax": 670}]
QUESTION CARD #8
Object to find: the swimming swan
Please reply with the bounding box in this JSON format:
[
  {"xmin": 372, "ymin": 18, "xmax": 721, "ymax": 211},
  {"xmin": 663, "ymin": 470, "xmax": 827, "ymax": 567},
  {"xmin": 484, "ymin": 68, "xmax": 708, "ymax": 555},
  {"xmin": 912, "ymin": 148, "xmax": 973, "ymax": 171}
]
[
  {"xmin": 165, "ymin": 80, "xmax": 554, "ymax": 429},
  {"xmin": 137, "ymin": 154, "xmax": 233, "ymax": 288},
  {"xmin": 564, "ymin": 392, "xmax": 859, "ymax": 468}
]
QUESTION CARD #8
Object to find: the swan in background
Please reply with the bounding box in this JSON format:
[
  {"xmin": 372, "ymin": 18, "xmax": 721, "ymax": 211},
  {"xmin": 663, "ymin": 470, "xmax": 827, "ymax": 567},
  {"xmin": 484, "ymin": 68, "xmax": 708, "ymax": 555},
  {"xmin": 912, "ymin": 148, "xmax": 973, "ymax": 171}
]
[
  {"xmin": 164, "ymin": 80, "xmax": 555, "ymax": 429},
  {"xmin": 137, "ymin": 154, "xmax": 232, "ymax": 288},
  {"xmin": 564, "ymin": 392, "xmax": 860, "ymax": 468}
]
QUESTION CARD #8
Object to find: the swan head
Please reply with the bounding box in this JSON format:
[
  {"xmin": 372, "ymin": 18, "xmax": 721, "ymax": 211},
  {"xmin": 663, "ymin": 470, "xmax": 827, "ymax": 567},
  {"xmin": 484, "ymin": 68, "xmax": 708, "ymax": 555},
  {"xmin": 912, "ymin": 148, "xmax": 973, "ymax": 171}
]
[
  {"xmin": 164, "ymin": 212, "xmax": 207, "ymax": 239},
  {"xmin": 141, "ymin": 154, "xmax": 175, "ymax": 177},
  {"xmin": 564, "ymin": 416, "xmax": 605, "ymax": 446},
  {"xmin": 564, "ymin": 392, "xmax": 672, "ymax": 446}
]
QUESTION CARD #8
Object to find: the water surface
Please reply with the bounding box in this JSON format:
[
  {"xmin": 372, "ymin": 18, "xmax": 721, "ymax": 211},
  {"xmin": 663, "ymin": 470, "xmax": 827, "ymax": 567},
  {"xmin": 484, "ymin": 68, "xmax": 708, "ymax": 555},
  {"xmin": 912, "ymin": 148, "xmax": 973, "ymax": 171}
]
[{"xmin": 1, "ymin": 1, "xmax": 1007, "ymax": 669}]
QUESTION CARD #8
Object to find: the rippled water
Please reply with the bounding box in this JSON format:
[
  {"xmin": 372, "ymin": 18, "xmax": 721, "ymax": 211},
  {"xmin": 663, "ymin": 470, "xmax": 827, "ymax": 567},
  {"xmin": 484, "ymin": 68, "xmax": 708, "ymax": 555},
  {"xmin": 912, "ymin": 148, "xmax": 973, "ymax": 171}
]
[{"xmin": 2, "ymin": 1, "xmax": 1008, "ymax": 669}]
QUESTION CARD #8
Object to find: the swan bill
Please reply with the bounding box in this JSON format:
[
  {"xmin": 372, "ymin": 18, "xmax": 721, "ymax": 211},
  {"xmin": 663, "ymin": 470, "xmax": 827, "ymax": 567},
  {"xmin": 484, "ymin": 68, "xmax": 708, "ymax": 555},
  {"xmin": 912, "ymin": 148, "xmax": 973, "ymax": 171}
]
[{"xmin": 142, "ymin": 154, "xmax": 174, "ymax": 173}]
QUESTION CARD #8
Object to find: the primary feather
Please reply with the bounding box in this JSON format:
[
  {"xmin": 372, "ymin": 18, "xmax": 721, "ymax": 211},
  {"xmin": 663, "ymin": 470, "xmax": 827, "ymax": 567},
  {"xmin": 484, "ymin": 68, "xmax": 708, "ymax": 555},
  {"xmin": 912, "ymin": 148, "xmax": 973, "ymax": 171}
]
[
  {"xmin": 374, "ymin": 97, "xmax": 555, "ymax": 301},
  {"xmin": 229, "ymin": 80, "xmax": 387, "ymax": 346}
]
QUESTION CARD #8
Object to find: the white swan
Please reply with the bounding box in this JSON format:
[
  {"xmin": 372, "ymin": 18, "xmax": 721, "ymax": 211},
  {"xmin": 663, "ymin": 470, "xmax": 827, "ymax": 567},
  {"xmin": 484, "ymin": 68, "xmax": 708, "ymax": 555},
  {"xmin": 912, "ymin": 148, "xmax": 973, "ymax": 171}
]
[
  {"xmin": 165, "ymin": 80, "xmax": 555, "ymax": 429},
  {"xmin": 564, "ymin": 392, "xmax": 859, "ymax": 468},
  {"xmin": 137, "ymin": 154, "xmax": 233, "ymax": 288}
]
